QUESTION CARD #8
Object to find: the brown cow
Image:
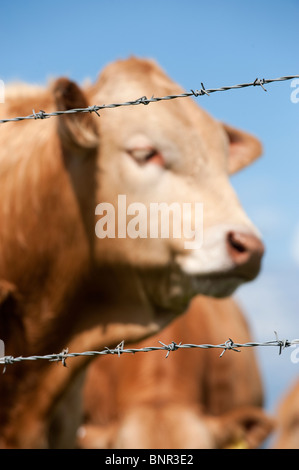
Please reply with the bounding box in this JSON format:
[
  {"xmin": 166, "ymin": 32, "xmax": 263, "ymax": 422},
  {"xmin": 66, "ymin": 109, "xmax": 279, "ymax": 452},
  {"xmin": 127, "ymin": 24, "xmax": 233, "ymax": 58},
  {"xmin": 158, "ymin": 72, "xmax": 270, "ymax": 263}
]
[
  {"xmin": 0, "ymin": 57, "xmax": 264, "ymax": 448},
  {"xmin": 272, "ymin": 378, "xmax": 299, "ymax": 448},
  {"xmin": 78, "ymin": 295, "xmax": 274, "ymax": 449}
]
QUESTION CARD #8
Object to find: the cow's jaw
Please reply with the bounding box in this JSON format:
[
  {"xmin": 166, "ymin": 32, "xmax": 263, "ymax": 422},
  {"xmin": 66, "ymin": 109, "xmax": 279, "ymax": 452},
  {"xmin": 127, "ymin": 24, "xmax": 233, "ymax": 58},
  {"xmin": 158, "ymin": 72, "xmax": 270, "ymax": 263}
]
[{"xmin": 137, "ymin": 265, "xmax": 244, "ymax": 317}]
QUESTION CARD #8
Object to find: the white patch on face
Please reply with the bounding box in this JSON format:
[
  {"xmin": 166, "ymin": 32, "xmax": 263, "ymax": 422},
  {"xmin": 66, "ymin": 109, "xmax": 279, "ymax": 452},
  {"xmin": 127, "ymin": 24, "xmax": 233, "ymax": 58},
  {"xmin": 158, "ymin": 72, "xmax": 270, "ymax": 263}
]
[{"xmin": 175, "ymin": 224, "xmax": 262, "ymax": 276}]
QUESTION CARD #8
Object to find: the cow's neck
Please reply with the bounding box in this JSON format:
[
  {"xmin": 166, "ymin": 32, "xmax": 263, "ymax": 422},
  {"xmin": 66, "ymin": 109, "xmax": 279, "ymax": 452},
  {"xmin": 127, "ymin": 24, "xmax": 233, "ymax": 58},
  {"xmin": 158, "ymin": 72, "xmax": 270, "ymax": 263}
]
[
  {"xmin": 0, "ymin": 137, "xmax": 179, "ymax": 448},
  {"xmin": 1, "ymin": 263, "xmax": 177, "ymax": 448}
]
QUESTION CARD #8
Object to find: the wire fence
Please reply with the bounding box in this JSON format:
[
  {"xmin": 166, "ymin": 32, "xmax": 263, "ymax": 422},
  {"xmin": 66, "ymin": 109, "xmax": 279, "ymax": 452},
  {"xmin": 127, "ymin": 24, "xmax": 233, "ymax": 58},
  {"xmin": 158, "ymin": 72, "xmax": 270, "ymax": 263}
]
[
  {"xmin": 1, "ymin": 332, "xmax": 299, "ymax": 373},
  {"xmin": 0, "ymin": 72, "xmax": 298, "ymax": 372},
  {"xmin": 0, "ymin": 74, "xmax": 298, "ymax": 124}
]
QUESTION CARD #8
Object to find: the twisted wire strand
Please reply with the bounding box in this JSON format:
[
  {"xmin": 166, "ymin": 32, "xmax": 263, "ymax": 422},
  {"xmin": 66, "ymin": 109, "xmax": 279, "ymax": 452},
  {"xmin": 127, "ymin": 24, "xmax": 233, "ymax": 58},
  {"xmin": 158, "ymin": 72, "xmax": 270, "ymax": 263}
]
[
  {"xmin": 1, "ymin": 332, "xmax": 298, "ymax": 372},
  {"xmin": 0, "ymin": 75, "xmax": 298, "ymax": 124},
  {"xmin": 0, "ymin": 73, "xmax": 298, "ymax": 369}
]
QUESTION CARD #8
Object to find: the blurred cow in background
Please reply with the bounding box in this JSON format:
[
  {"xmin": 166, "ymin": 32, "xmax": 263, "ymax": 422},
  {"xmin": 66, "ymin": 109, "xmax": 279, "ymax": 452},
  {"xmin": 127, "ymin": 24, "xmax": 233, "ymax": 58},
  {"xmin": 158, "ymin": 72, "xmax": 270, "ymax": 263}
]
[
  {"xmin": 78, "ymin": 295, "xmax": 274, "ymax": 449},
  {"xmin": 272, "ymin": 378, "xmax": 299, "ymax": 448}
]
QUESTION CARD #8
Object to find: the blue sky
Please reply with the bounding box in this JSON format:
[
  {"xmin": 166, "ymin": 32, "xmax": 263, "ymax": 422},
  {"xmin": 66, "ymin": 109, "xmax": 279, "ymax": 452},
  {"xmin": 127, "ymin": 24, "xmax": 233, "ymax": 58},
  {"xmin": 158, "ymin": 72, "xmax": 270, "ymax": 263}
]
[{"xmin": 1, "ymin": 0, "xmax": 299, "ymax": 443}]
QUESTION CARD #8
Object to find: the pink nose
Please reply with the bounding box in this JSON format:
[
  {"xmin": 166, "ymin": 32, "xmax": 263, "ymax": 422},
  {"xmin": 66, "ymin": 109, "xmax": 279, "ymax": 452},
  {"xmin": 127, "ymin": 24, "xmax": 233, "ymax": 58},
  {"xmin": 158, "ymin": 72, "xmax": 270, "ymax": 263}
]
[{"xmin": 227, "ymin": 231, "xmax": 265, "ymax": 280}]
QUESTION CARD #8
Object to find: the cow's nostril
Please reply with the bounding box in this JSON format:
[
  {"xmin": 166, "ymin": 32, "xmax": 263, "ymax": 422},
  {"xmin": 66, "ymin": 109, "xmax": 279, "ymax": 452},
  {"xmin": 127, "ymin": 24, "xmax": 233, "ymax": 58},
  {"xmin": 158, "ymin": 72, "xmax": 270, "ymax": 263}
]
[
  {"xmin": 227, "ymin": 232, "xmax": 247, "ymax": 253},
  {"xmin": 227, "ymin": 231, "xmax": 264, "ymax": 279}
]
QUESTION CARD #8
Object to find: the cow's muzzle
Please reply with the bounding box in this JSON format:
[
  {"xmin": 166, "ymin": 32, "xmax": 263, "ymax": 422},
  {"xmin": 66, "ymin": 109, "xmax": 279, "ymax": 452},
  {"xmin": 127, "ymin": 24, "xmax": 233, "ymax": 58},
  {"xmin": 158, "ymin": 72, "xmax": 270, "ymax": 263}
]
[{"xmin": 226, "ymin": 231, "xmax": 265, "ymax": 281}]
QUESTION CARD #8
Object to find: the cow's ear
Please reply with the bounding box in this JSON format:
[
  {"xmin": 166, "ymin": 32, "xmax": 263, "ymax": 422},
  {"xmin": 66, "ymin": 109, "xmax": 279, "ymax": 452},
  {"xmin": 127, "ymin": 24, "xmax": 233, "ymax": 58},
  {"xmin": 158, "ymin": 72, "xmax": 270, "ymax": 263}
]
[
  {"xmin": 52, "ymin": 78, "xmax": 99, "ymax": 151},
  {"xmin": 222, "ymin": 123, "xmax": 263, "ymax": 174}
]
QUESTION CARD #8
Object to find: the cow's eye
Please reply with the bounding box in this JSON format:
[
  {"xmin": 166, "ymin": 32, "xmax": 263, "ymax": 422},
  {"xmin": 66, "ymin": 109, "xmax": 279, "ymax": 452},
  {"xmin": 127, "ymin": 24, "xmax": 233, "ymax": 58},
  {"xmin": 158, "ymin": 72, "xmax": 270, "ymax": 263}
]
[{"xmin": 127, "ymin": 148, "xmax": 164, "ymax": 166}]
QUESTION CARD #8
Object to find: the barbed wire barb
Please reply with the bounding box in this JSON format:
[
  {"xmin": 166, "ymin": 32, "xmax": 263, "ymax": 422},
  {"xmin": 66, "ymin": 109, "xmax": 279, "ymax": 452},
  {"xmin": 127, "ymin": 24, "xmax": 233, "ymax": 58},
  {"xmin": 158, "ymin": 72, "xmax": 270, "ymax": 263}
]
[
  {"xmin": 253, "ymin": 78, "xmax": 267, "ymax": 92},
  {"xmin": 274, "ymin": 331, "xmax": 289, "ymax": 355},
  {"xmin": 1, "ymin": 74, "xmax": 298, "ymax": 125},
  {"xmin": 158, "ymin": 341, "xmax": 182, "ymax": 358},
  {"xmin": 219, "ymin": 338, "xmax": 241, "ymax": 358},
  {"xmin": 115, "ymin": 340, "xmax": 125, "ymax": 357},
  {"xmin": 50, "ymin": 348, "xmax": 69, "ymax": 367}
]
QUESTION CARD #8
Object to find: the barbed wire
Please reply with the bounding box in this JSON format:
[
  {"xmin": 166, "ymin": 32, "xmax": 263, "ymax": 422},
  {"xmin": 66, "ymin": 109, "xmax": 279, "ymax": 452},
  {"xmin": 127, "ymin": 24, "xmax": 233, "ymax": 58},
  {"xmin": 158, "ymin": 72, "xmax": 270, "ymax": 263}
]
[
  {"xmin": 0, "ymin": 74, "xmax": 298, "ymax": 124},
  {"xmin": 1, "ymin": 332, "xmax": 298, "ymax": 373},
  {"xmin": 0, "ymin": 74, "xmax": 299, "ymax": 370}
]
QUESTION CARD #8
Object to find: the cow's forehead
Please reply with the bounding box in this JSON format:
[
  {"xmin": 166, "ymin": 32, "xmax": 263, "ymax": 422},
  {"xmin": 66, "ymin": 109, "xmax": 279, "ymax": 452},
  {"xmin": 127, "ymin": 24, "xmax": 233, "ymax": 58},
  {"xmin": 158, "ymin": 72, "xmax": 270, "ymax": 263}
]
[
  {"xmin": 92, "ymin": 57, "xmax": 190, "ymax": 111},
  {"xmin": 92, "ymin": 57, "xmax": 223, "ymax": 138},
  {"xmin": 97, "ymin": 57, "xmax": 175, "ymax": 88}
]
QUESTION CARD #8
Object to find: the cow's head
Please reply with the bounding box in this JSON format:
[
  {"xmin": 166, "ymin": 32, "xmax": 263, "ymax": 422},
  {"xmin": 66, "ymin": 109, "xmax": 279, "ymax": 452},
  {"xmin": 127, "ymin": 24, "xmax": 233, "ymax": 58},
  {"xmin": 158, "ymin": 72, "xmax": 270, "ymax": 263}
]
[{"xmin": 53, "ymin": 57, "xmax": 264, "ymax": 315}]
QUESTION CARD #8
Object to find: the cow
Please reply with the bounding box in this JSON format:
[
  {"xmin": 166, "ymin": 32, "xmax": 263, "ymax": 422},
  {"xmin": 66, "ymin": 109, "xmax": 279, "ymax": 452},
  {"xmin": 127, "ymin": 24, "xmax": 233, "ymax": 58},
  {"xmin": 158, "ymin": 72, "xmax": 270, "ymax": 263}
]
[
  {"xmin": 0, "ymin": 57, "xmax": 264, "ymax": 448},
  {"xmin": 77, "ymin": 295, "xmax": 274, "ymax": 449},
  {"xmin": 272, "ymin": 379, "xmax": 299, "ymax": 448}
]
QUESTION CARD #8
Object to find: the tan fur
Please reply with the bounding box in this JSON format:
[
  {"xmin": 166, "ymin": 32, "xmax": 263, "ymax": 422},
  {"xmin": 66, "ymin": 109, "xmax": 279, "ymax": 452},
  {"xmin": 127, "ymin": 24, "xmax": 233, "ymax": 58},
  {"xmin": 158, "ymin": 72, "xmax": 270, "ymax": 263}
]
[
  {"xmin": 273, "ymin": 379, "xmax": 299, "ymax": 448},
  {"xmin": 79, "ymin": 295, "xmax": 274, "ymax": 449},
  {"xmin": 0, "ymin": 57, "xmax": 264, "ymax": 448}
]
